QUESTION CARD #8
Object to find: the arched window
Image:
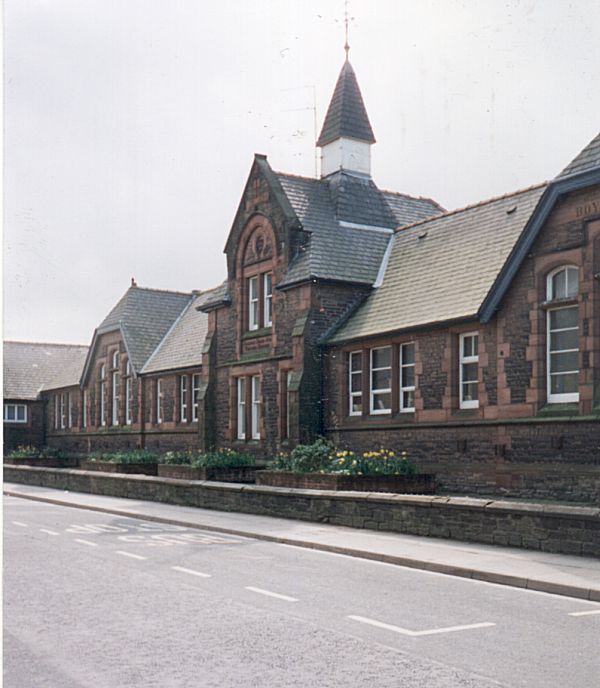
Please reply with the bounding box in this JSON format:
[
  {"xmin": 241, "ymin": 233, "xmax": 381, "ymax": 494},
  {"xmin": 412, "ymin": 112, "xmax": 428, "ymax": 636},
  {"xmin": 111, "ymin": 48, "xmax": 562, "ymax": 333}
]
[
  {"xmin": 111, "ymin": 351, "xmax": 120, "ymax": 425},
  {"xmin": 546, "ymin": 266, "xmax": 579, "ymax": 403},
  {"xmin": 99, "ymin": 364, "xmax": 106, "ymax": 426}
]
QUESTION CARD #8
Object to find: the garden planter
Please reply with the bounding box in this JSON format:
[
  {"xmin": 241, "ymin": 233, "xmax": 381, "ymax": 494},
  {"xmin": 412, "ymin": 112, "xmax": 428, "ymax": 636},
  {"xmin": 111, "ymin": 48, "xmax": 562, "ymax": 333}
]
[
  {"xmin": 3, "ymin": 456, "xmax": 79, "ymax": 468},
  {"xmin": 79, "ymin": 460, "xmax": 158, "ymax": 476},
  {"xmin": 256, "ymin": 471, "xmax": 436, "ymax": 494},
  {"xmin": 157, "ymin": 464, "xmax": 256, "ymax": 483}
]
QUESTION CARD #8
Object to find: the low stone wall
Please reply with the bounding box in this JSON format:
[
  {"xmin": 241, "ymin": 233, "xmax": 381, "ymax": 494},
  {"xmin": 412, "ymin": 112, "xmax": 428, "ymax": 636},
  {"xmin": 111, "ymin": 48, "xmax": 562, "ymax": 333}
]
[{"xmin": 4, "ymin": 465, "xmax": 599, "ymax": 557}]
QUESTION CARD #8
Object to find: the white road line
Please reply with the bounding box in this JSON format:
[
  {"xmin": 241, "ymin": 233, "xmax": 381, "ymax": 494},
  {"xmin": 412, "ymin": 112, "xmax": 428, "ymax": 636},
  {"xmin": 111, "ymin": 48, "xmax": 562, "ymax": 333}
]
[
  {"xmin": 245, "ymin": 586, "xmax": 298, "ymax": 602},
  {"xmin": 74, "ymin": 539, "xmax": 98, "ymax": 547},
  {"xmin": 40, "ymin": 529, "xmax": 59, "ymax": 536},
  {"xmin": 568, "ymin": 609, "xmax": 600, "ymax": 617},
  {"xmin": 116, "ymin": 550, "xmax": 147, "ymax": 561},
  {"xmin": 348, "ymin": 615, "xmax": 496, "ymax": 637},
  {"xmin": 12, "ymin": 521, "xmax": 28, "ymax": 527},
  {"xmin": 171, "ymin": 566, "xmax": 211, "ymax": 578}
]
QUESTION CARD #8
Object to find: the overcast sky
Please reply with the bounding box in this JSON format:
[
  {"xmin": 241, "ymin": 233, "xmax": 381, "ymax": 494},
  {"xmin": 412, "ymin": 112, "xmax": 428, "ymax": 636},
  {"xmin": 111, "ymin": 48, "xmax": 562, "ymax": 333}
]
[{"xmin": 4, "ymin": 0, "xmax": 600, "ymax": 345}]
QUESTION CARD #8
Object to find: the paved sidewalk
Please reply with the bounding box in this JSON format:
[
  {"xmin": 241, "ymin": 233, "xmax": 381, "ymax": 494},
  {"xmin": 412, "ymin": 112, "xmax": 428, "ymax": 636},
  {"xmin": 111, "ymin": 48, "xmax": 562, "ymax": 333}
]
[{"xmin": 5, "ymin": 481, "xmax": 600, "ymax": 601}]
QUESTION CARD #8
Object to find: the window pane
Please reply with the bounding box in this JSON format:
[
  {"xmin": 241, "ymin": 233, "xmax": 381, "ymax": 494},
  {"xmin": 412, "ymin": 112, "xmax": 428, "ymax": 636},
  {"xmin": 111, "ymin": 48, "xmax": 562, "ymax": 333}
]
[
  {"xmin": 550, "ymin": 351, "xmax": 579, "ymax": 373},
  {"xmin": 550, "ymin": 307, "xmax": 578, "ymax": 330},
  {"xmin": 551, "ymin": 372, "xmax": 578, "ymax": 394},
  {"xmin": 401, "ymin": 343, "xmax": 415, "ymax": 365},
  {"xmin": 351, "ymin": 396, "xmax": 362, "ymax": 414},
  {"xmin": 17, "ymin": 406, "xmax": 25, "ymax": 421},
  {"xmin": 566, "ymin": 268, "xmax": 578, "ymax": 298},
  {"xmin": 462, "ymin": 362, "xmax": 478, "ymax": 384},
  {"xmin": 462, "ymin": 382, "xmax": 478, "ymax": 402},
  {"xmin": 402, "ymin": 367, "xmax": 415, "ymax": 388},
  {"xmin": 6, "ymin": 405, "xmax": 15, "ymax": 421},
  {"xmin": 373, "ymin": 392, "xmax": 391, "ymax": 411},
  {"xmin": 550, "ymin": 329, "xmax": 579, "ymax": 352},
  {"xmin": 402, "ymin": 390, "xmax": 414, "ymax": 409},
  {"xmin": 372, "ymin": 347, "xmax": 390, "ymax": 369},
  {"xmin": 350, "ymin": 372, "xmax": 362, "ymax": 393},
  {"xmin": 372, "ymin": 368, "xmax": 391, "ymax": 390},
  {"xmin": 350, "ymin": 352, "xmax": 362, "ymax": 372},
  {"xmin": 552, "ymin": 270, "xmax": 567, "ymax": 300}
]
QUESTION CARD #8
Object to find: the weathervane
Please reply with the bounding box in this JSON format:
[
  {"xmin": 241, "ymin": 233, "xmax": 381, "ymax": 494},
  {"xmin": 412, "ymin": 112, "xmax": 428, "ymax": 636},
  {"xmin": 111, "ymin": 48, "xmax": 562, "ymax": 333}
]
[{"xmin": 344, "ymin": 0, "xmax": 352, "ymax": 58}]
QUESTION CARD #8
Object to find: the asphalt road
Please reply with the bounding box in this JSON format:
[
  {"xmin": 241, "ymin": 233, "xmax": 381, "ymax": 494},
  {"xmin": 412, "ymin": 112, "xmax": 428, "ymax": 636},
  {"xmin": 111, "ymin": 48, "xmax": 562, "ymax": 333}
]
[{"xmin": 4, "ymin": 495, "xmax": 600, "ymax": 688}]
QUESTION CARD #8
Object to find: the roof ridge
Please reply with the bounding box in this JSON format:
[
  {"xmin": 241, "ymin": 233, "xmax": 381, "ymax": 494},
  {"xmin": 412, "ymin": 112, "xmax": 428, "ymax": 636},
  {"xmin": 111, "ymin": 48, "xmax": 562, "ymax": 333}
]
[
  {"xmin": 274, "ymin": 170, "xmax": 320, "ymax": 183},
  {"xmin": 380, "ymin": 187, "xmax": 444, "ymax": 209},
  {"xmin": 129, "ymin": 285, "xmax": 193, "ymax": 297},
  {"xmin": 4, "ymin": 340, "xmax": 89, "ymax": 348},
  {"xmin": 393, "ymin": 181, "xmax": 549, "ymax": 233}
]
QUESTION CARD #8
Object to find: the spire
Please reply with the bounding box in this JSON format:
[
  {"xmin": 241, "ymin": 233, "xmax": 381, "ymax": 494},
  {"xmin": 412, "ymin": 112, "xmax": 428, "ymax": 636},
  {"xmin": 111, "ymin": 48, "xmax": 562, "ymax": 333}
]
[{"xmin": 316, "ymin": 60, "xmax": 375, "ymax": 148}]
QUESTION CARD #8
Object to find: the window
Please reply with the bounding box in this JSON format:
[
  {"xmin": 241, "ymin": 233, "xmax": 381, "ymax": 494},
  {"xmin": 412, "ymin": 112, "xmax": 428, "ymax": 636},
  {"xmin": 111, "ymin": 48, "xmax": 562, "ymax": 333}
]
[
  {"xmin": 349, "ymin": 351, "xmax": 363, "ymax": 416},
  {"xmin": 251, "ymin": 375, "xmax": 261, "ymax": 439},
  {"xmin": 547, "ymin": 267, "xmax": 579, "ymax": 403},
  {"xmin": 370, "ymin": 347, "xmax": 391, "ymax": 414},
  {"xmin": 286, "ymin": 370, "xmax": 293, "ymax": 439},
  {"xmin": 68, "ymin": 393, "xmax": 73, "ymax": 428},
  {"xmin": 112, "ymin": 352, "xmax": 120, "ymax": 426},
  {"xmin": 156, "ymin": 379, "xmax": 163, "ymax": 424},
  {"xmin": 237, "ymin": 378, "xmax": 246, "ymax": 440},
  {"xmin": 60, "ymin": 393, "xmax": 66, "ymax": 429},
  {"xmin": 99, "ymin": 364, "xmax": 106, "ymax": 426},
  {"xmin": 192, "ymin": 374, "xmax": 201, "ymax": 422},
  {"xmin": 459, "ymin": 332, "xmax": 479, "ymax": 409},
  {"xmin": 55, "ymin": 394, "xmax": 60, "ymax": 429},
  {"xmin": 248, "ymin": 276, "xmax": 259, "ymax": 331},
  {"xmin": 4, "ymin": 403, "xmax": 27, "ymax": 423},
  {"xmin": 400, "ymin": 343, "xmax": 416, "ymax": 412},
  {"xmin": 82, "ymin": 390, "xmax": 88, "ymax": 428},
  {"xmin": 264, "ymin": 272, "xmax": 273, "ymax": 327},
  {"xmin": 125, "ymin": 361, "xmax": 132, "ymax": 425},
  {"xmin": 180, "ymin": 376, "xmax": 188, "ymax": 423}
]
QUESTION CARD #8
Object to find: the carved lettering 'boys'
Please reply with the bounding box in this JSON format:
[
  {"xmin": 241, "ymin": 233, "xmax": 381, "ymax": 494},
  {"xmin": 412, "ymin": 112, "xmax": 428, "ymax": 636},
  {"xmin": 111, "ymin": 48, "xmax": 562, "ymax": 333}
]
[{"xmin": 576, "ymin": 199, "xmax": 599, "ymax": 218}]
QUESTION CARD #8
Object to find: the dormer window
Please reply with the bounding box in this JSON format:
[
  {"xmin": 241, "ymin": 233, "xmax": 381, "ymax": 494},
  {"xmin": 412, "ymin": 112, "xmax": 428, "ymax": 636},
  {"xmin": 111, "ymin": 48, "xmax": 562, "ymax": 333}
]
[{"xmin": 547, "ymin": 266, "xmax": 579, "ymax": 403}]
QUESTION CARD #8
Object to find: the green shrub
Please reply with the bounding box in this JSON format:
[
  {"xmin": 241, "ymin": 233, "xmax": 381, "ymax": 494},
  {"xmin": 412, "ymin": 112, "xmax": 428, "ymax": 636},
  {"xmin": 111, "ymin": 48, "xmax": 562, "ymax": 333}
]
[
  {"xmin": 88, "ymin": 450, "xmax": 159, "ymax": 464},
  {"xmin": 7, "ymin": 445, "xmax": 64, "ymax": 459},
  {"xmin": 272, "ymin": 438, "xmax": 334, "ymax": 473},
  {"xmin": 191, "ymin": 449, "xmax": 255, "ymax": 469},
  {"xmin": 162, "ymin": 450, "xmax": 194, "ymax": 465}
]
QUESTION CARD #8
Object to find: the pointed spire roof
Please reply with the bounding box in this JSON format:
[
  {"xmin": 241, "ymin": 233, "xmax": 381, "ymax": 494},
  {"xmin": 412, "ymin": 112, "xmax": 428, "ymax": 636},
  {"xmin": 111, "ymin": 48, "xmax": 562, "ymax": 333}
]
[
  {"xmin": 316, "ymin": 60, "xmax": 376, "ymax": 147},
  {"xmin": 558, "ymin": 131, "xmax": 600, "ymax": 178}
]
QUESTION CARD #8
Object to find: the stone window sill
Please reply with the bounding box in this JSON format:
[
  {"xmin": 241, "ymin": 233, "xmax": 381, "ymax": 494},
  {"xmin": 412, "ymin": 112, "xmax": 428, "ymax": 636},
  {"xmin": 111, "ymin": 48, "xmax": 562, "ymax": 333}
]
[{"xmin": 242, "ymin": 327, "xmax": 272, "ymax": 340}]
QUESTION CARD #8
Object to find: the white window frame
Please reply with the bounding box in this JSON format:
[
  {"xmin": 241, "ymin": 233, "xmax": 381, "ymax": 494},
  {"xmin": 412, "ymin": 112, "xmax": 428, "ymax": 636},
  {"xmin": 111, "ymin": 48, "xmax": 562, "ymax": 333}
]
[
  {"xmin": 68, "ymin": 393, "xmax": 73, "ymax": 428},
  {"xmin": 286, "ymin": 370, "xmax": 293, "ymax": 439},
  {"xmin": 237, "ymin": 377, "xmax": 246, "ymax": 440},
  {"xmin": 248, "ymin": 276, "xmax": 259, "ymax": 331},
  {"xmin": 251, "ymin": 375, "xmax": 261, "ymax": 439},
  {"xmin": 156, "ymin": 379, "xmax": 163, "ymax": 424},
  {"xmin": 459, "ymin": 332, "xmax": 479, "ymax": 409},
  {"xmin": 349, "ymin": 351, "xmax": 363, "ymax": 416},
  {"xmin": 192, "ymin": 374, "xmax": 200, "ymax": 422},
  {"xmin": 112, "ymin": 372, "xmax": 119, "ymax": 427},
  {"xmin": 55, "ymin": 394, "xmax": 60, "ymax": 429},
  {"xmin": 370, "ymin": 346, "xmax": 392, "ymax": 415},
  {"xmin": 180, "ymin": 375, "xmax": 188, "ymax": 423},
  {"xmin": 125, "ymin": 361, "xmax": 132, "ymax": 425},
  {"xmin": 100, "ymin": 364, "xmax": 106, "ymax": 426},
  {"xmin": 546, "ymin": 266, "xmax": 579, "ymax": 404},
  {"xmin": 400, "ymin": 342, "xmax": 416, "ymax": 413},
  {"xmin": 60, "ymin": 393, "xmax": 66, "ymax": 429},
  {"xmin": 264, "ymin": 272, "xmax": 273, "ymax": 327},
  {"xmin": 82, "ymin": 390, "xmax": 88, "ymax": 428},
  {"xmin": 4, "ymin": 403, "xmax": 27, "ymax": 423}
]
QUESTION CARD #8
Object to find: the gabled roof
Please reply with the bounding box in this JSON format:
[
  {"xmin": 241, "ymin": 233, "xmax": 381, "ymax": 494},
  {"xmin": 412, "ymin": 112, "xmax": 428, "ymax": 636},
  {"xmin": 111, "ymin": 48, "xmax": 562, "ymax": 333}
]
[
  {"xmin": 83, "ymin": 286, "xmax": 193, "ymax": 381},
  {"xmin": 142, "ymin": 287, "xmax": 221, "ymax": 374},
  {"xmin": 558, "ymin": 132, "xmax": 600, "ymax": 179},
  {"xmin": 328, "ymin": 184, "xmax": 548, "ymax": 344},
  {"xmin": 275, "ymin": 170, "xmax": 442, "ymax": 287},
  {"xmin": 316, "ymin": 60, "xmax": 376, "ymax": 147},
  {"xmin": 3, "ymin": 341, "xmax": 89, "ymax": 400}
]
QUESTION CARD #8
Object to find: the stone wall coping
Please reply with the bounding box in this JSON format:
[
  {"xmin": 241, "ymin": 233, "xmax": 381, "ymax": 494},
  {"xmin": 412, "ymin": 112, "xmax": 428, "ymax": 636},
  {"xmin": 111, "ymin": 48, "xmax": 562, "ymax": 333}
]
[{"xmin": 5, "ymin": 465, "xmax": 599, "ymax": 521}]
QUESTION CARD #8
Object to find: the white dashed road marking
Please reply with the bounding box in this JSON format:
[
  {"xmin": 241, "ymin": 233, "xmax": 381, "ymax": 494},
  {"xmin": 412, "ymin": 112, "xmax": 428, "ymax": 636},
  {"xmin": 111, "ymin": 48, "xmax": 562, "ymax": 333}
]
[
  {"xmin": 116, "ymin": 550, "xmax": 147, "ymax": 561},
  {"xmin": 348, "ymin": 615, "xmax": 496, "ymax": 637},
  {"xmin": 171, "ymin": 566, "xmax": 212, "ymax": 578},
  {"xmin": 74, "ymin": 539, "xmax": 98, "ymax": 547},
  {"xmin": 245, "ymin": 586, "xmax": 298, "ymax": 602},
  {"xmin": 40, "ymin": 529, "xmax": 59, "ymax": 536},
  {"xmin": 568, "ymin": 609, "xmax": 600, "ymax": 617},
  {"xmin": 12, "ymin": 521, "xmax": 28, "ymax": 527}
]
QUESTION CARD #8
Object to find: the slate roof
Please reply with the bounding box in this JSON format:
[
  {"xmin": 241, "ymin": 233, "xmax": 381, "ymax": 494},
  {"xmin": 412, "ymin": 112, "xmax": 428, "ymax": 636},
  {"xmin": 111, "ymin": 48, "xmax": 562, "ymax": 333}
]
[
  {"xmin": 316, "ymin": 60, "xmax": 375, "ymax": 147},
  {"xmin": 142, "ymin": 288, "xmax": 220, "ymax": 374},
  {"xmin": 558, "ymin": 132, "xmax": 600, "ymax": 178},
  {"xmin": 4, "ymin": 341, "xmax": 89, "ymax": 400},
  {"xmin": 276, "ymin": 171, "xmax": 442, "ymax": 287},
  {"xmin": 94, "ymin": 286, "xmax": 193, "ymax": 374},
  {"xmin": 328, "ymin": 183, "xmax": 548, "ymax": 344}
]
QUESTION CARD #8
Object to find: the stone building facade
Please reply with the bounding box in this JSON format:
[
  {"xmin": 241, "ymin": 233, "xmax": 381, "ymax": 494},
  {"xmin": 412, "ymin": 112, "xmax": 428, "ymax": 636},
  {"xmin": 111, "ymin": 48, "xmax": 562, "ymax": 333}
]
[{"xmin": 4, "ymin": 56, "xmax": 599, "ymax": 501}]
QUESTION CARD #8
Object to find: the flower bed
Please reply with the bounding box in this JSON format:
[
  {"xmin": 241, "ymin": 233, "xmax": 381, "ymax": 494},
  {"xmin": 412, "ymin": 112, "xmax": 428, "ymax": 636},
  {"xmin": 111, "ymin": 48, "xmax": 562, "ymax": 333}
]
[
  {"xmin": 263, "ymin": 439, "xmax": 436, "ymax": 494},
  {"xmin": 80, "ymin": 450, "xmax": 160, "ymax": 476},
  {"xmin": 157, "ymin": 448, "xmax": 256, "ymax": 483},
  {"xmin": 256, "ymin": 471, "xmax": 436, "ymax": 493},
  {"xmin": 4, "ymin": 446, "xmax": 78, "ymax": 468}
]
